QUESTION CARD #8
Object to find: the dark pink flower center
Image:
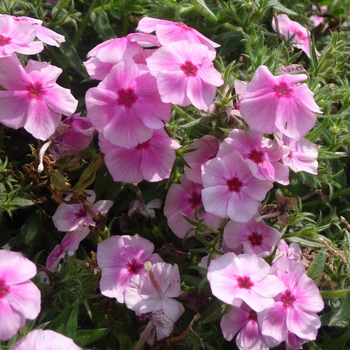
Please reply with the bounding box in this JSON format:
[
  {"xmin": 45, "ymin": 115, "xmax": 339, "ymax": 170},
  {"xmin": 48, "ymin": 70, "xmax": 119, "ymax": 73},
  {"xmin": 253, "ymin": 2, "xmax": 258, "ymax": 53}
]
[
  {"xmin": 136, "ymin": 141, "xmax": 149, "ymax": 150},
  {"xmin": 0, "ymin": 35, "xmax": 10, "ymax": 46},
  {"xmin": 248, "ymin": 231, "xmax": 263, "ymax": 246},
  {"xmin": 117, "ymin": 88, "xmax": 137, "ymax": 108},
  {"xmin": 187, "ymin": 191, "xmax": 202, "ymax": 209},
  {"xmin": 294, "ymin": 30, "xmax": 307, "ymax": 41},
  {"xmin": 281, "ymin": 289, "xmax": 296, "ymax": 308},
  {"xmin": 0, "ymin": 279, "xmax": 9, "ymax": 298},
  {"xmin": 248, "ymin": 149, "xmax": 265, "ymax": 164},
  {"xmin": 273, "ymin": 82, "xmax": 292, "ymax": 98},
  {"xmin": 27, "ymin": 82, "xmax": 45, "ymax": 99},
  {"xmin": 249, "ymin": 310, "xmax": 257, "ymax": 321},
  {"xmin": 237, "ymin": 275, "xmax": 253, "ymax": 289},
  {"xmin": 176, "ymin": 22, "xmax": 190, "ymax": 30},
  {"xmin": 126, "ymin": 258, "xmax": 143, "ymax": 274},
  {"xmin": 75, "ymin": 207, "xmax": 87, "ymax": 219},
  {"xmin": 227, "ymin": 177, "xmax": 243, "ymax": 192},
  {"xmin": 180, "ymin": 61, "xmax": 198, "ymax": 77},
  {"xmin": 288, "ymin": 150, "xmax": 293, "ymax": 158}
]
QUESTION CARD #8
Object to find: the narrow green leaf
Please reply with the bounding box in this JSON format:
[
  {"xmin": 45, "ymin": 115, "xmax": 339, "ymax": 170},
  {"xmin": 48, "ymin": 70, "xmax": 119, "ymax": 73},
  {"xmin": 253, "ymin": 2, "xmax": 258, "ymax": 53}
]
[
  {"xmin": 200, "ymin": 300, "xmax": 230, "ymax": 324},
  {"xmin": 66, "ymin": 303, "xmax": 79, "ymax": 337},
  {"xmin": 74, "ymin": 328, "xmax": 106, "ymax": 346},
  {"xmin": 307, "ymin": 252, "xmax": 326, "ymax": 284},
  {"xmin": 329, "ymin": 292, "xmax": 350, "ymax": 326},
  {"xmin": 48, "ymin": 305, "xmax": 71, "ymax": 331},
  {"xmin": 192, "ymin": 0, "xmax": 217, "ymax": 22},
  {"xmin": 266, "ymin": 0, "xmax": 298, "ymax": 16},
  {"xmin": 90, "ymin": 10, "xmax": 115, "ymax": 41}
]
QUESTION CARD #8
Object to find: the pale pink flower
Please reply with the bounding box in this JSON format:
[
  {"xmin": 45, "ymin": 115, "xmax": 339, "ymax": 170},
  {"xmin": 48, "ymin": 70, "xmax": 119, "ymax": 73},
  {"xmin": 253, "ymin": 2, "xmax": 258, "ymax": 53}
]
[
  {"xmin": 0, "ymin": 15, "xmax": 43, "ymax": 57},
  {"xmin": 230, "ymin": 79, "xmax": 247, "ymax": 119},
  {"xmin": 46, "ymin": 226, "xmax": 90, "ymax": 272},
  {"xmin": 125, "ymin": 262, "xmax": 184, "ymax": 324},
  {"xmin": 10, "ymin": 329, "xmax": 81, "ymax": 350},
  {"xmin": 183, "ymin": 135, "xmax": 220, "ymax": 183},
  {"xmin": 310, "ymin": 5, "xmax": 328, "ymax": 29},
  {"xmin": 273, "ymin": 239, "xmax": 302, "ymax": 263},
  {"xmin": 223, "ymin": 218, "xmax": 281, "ymax": 257},
  {"xmin": 286, "ymin": 332, "xmax": 308, "ymax": 350},
  {"xmin": 86, "ymin": 59, "xmax": 171, "ymax": 148},
  {"xmin": 146, "ymin": 41, "xmax": 224, "ymax": 110},
  {"xmin": 0, "ymin": 54, "xmax": 78, "ymax": 140},
  {"xmin": 0, "ymin": 250, "xmax": 41, "ymax": 341},
  {"xmin": 239, "ymin": 65, "xmax": 321, "ymax": 140},
  {"xmin": 99, "ymin": 129, "xmax": 180, "ymax": 183},
  {"xmin": 207, "ymin": 252, "xmax": 286, "ymax": 312},
  {"xmin": 97, "ymin": 234, "xmax": 162, "ymax": 303},
  {"xmin": 201, "ymin": 151, "xmax": 273, "ymax": 222},
  {"xmin": 272, "ymin": 14, "xmax": 317, "ymax": 58},
  {"xmin": 218, "ymin": 129, "xmax": 290, "ymax": 185},
  {"xmin": 164, "ymin": 175, "xmax": 222, "ymax": 239},
  {"xmin": 137, "ymin": 17, "xmax": 220, "ymax": 59},
  {"xmin": 260, "ymin": 257, "xmax": 324, "ymax": 344}
]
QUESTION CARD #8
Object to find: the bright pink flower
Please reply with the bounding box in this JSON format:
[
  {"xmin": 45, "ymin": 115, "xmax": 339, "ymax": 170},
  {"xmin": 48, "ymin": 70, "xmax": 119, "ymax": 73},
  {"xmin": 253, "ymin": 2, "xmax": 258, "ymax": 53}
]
[
  {"xmin": 223, "ymin": 218, "xmax": 281, "ymax": 256},
  {"xmin": 201, "ymin": 151, "xmax": 273, "ymax": 222},
  {"xmin": 10, "ymin": 329, "xmax": 81, "ymax": 350},
  {"xmin": 183, "ymin": 135, "xmax": 220, "ymax": 183},
  {"xmin": 99, "ymin": 129, "xmax": 180, "ymax": 183},
  {"xmin": 97, "ymin": 234, "xmax": 162, "ymax": 303},
  {"xmin": 273, "ymin": 239, "xmax": 302, "ymax": 262},
  {"xmin": 0, "ymin": 54, "xmax": 78, "ymax": 140},
  {"xmin": 52, "ymin": 190, "xmax": 113, "ymax": 232},
  {"xmin": 207, "ymin": 252, "xmax": 286, "ymax": 312},
  {"xmin": 86, "ymin": 59, "xmax": 171, "ymax": 148},
  {"xmin": 164, "ymin": 175, "xmax": 222, "ymax": 239},
  {"xmin": 272, "ymin": 14, "xmax": 317, "ymax": 58},
  {"xmin": 146, "ymin": 41, "xmax": 223, "ymax": 110},
  {"xmin": 260, "ymin": 257, "xmax": 324, "ymax": 344},
  {"xmin": 125, "ymin": 262, "xmax": 184, "ymax": 324},
  {"xmin": 46, "ymin": 226, "xmax": 90, "ymax": 272},
  {"xmin": 240, "ymin": 65, "xmax": 321, "ymax": 140},
  {"xmin": 137, "ymin": 17, "xmax": 220, "ymax": 59},
  {"xmin": 0, "ymin": 15, "xmax": 43, "ymax": 57},
  {"xmin": 218, "ymin": 129, "xmax": 290, "ymax": 185},
  {"xmin": 0, "ymin": 250, "xmax": 41, "ymax": 341}
]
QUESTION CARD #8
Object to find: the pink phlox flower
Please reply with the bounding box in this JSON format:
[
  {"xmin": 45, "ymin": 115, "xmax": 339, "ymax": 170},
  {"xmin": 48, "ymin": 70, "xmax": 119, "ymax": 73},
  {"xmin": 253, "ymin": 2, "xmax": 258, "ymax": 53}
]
[
  {"xmin": 223, "ymin": 218, "xmax": 282, "ymax": 257},
  {"xmin": 218, "ymin": 129, "xmax": 290, "ymax": 185},
  {"xmin": 128, "ymin": 198, "xmax": 163, "ymax": 219},
  {"xmin": 220, "ymin": 302, "xmax": 272, "ymax": 350},
  {"xmin": 183, "ymin": 135, "xmax": 220, "ymax": 183},
  {"xmin": 86, "ymin": 59, "xmax": 171, "ymax": 148},
  {"xmin": 230, "ymin": 79, "xmax": 247, "ymax": 119},
  {"xmin": 10, "ymin": 329, "xmax": 82, "ymax": 350},
  {"xmin": 239, "ymin": 65, "xmax": 322, "ymax": 140},
  {"xmin": 260, "ymin": 256, "xmax": 324, "ymax": 344},
  {"xmin": 146, "ymin": 40, "xmax": 224, "ymax": 110},
  {"xmin": 150, "ymin": 310, "xmax": 176, "ymax": 341},
  {"xmin": 310, "ymin": 5, "xmax": 328, "ymax": 29},
  {"xmin": 278, "ymin": 133, "xmax": 318, "ymax": 174},
  {"xmin": 164, "ymin": 175, "xmax": 222, "ymax": 239},
  {"xmin": 52, "ymin": 189, "xmax": 113, "ymax": 232},
  {"xmin": 0, "ymin": 15, "xmax": 43, "ymax": 57},
  {"xmin": 125, "ymin": 262, "xmax": 185, "ymax": 324},
  {"xmin": 207, "ymin": 252, "xmax": 286, "ymax": 312},
  {"xmin": 0, "ymin": 54, "xmax": 78, "ymax": 140},
  {"xmin": 46, "ymin": 226, "xmax": 90, "ymax": 272},
  {"xmin": 137, "ymin": 16, "xmax": 220, "ymax": 60},
  {"xmin": 0, "ymin": 250, "xmax": 41, "ymax": 341},
  {"xmin": 99, "ymin": 129, "xmax": 180, "ymax": 183},
  {"xmin": 273, "ymin": 239, "xmax": 302, "ymax": 262},
  {"xmin": 97, "ymin": 234, "xmax": 163, "ymax": 303},
  {"xmin": 201, "ymin": 151, "xmax": 273, "ymax": 222},
  {"xmin": 48, "ymin": 114, "xmax": 95, "ymax": 160},
  {"xmin": 286, "ymin": 331, "xmax": 308, "ymax": 350},
  {"xmin": 272, "ymin": 14, "xmax": 318, "ymax": 58}
]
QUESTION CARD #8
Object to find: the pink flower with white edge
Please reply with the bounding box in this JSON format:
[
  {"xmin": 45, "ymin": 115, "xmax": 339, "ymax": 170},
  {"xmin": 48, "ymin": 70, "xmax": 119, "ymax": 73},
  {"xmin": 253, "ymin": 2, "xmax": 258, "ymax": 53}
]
[
  {"xmin": 0, "ymin": 15, "xmax": 43, "ymax": 57},
  {"xmin": 260, "ymin": 256, "xmax": 324, "ymax": 345},
  {"xmin": 272, "ymin": 14, "xmax": 317, "ymax": 58},
  {"xmin": 99, "ymin": 129, "xmax": 180, "ymax": 183},
  {"xmin": 97, "ymin": 234, "xmax": 163, "ymax": 303},
  {"xmin": 201, "ymin": 151, "xmax": 273, "ymax": 222},
  {"xmin": 218, "ymin": 129, "xmax": 290, "ymax": 185},
  {"xmin": 164, "ymin": 175, "xmax": 222, "ymax": 239},
  {"xmin": 239, "ymin": 65, "xmax": 321, "ymax": 140},
  {"xmin": 183, "ymin": 135, "xmax": 220, "ymax": 184},
  {"xmin": 223, "ymin": 218, "xmax": 281, "ymax": 257},
  {"xmin": 52, "ymin": 190, "xmax": 113, "ymax": 232},
  {"xmin": 0, "ymin": 54, "xmax": 78, "ymax": 140},
  {"xmin": 125, "ymin": 262, "xmax": 184, "ymax": 325},
  {"xmin": 137, "ymin": 17, "xmax": 220, "ymax": 60},
  {"xmin": 146, "ymin": 40, "xmax": 224, "ymax": 110},
  {"xmin": 86, "ymin": 59, "xmax": 171, "ymax": 149},
  {"xmin": 0, "ymin": 250, "xmax": 41, "ymax": 341},
  {"xmin": 46, "ymin": 226, "xmax": 90, "ymax": 272},
  {"xmin": 10, "ymin": 329, "xmax": 81, "ymax": 350},
  {"xmin": 273, "ymin": 239, "xmax": 302, "ymax": 262},
  {"xmin": 207, "ymin": 252, "xmax": 286, "ymax": 312}
]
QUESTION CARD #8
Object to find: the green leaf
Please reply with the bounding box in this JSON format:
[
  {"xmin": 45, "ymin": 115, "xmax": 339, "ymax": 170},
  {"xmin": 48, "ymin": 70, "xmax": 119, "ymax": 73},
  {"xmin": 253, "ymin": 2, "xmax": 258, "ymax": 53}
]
[
  {"xmin": 288, "ymin": 237, "xmax": 324, "ymax": 248},
  {"xmin": 200, "ymin": 300, "xmax": 230, "ymax": 324},
  {"xmin": 90, "ymin": 10, "xmax": 115, "ymax": 41},
  {"xmin": 329, "ymin": 292, "xmax": 350, "ymax": 326},
  {"xmin": 266, "ymin": 0, "xmax": 298, "ymax": 16},
  {"xmin": 192, "ymin": 0, "xmax": 217, "ymax": 22},
  {"xmin": 74, "ymin": 328, "xmax": 106, "ymax": 346},
  {"xmin": 66, "ymin": 303, "xmax": 79, "ymax": 337},
  {"xmin": 48, "ymin": 305, "xmax": 72, "ymax": 331},
  {"xmin": 307, "ymin": 252, "xmax": 326, "ymax": 284}
]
